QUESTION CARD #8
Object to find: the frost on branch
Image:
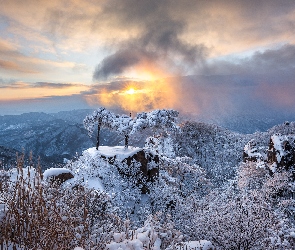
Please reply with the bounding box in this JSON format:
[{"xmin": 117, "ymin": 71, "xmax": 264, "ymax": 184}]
[
  {"xmin": 132, "ymin": 109, "xmax": 179, "ymax": 136},
  {"xmin": 84, "ymin": 108, "xmax": 179, "ymax": 149}
]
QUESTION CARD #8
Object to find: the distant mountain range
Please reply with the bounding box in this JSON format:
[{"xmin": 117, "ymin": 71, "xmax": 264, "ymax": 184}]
[
  {"xmin": 1, "ymin": 108, "xmax": 295, "ymax": 169},
  {"xmin": 0, "ymin": 110, "xmax": 124, "ymax": 169}
]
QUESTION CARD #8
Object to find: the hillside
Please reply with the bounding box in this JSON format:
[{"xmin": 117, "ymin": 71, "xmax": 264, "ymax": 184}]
[
  {"xmin": 1, "ymin": 116, "xmax": 295, "ymax": 249},
  {"xmin": 0, "ymin": 110, "xmax": 150, "ymax": 168}
]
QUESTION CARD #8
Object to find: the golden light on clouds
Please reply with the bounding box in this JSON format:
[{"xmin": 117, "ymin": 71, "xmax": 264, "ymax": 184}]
[
  {"xmin": 85, "ymin": 78, "xmax": 180, "ymax": 113},
  {"xmin": 0, "ymin": 83, "xmax": 90, "ymax": 101},
  {"xmin": 125, "ymin": 87, "xmax": 136, "ymax": 95}
]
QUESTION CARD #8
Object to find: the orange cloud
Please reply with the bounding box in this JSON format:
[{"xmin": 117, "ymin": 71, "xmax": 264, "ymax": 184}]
[
  {"xmin": 0, "ymin": 59, "xmax": 38, "ymax": 73},
  {"xmin": 85, "ymin": 79, "xmax": 180, "ymax": 113},
  {"xmin": 0, "ymin": 82, "xmax": 90, "ymax": 101}
]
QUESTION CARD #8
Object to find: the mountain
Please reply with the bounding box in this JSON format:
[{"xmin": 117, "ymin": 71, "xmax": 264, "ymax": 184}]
[
  {"xmin": 0, "ymin": 146, "xmax": 19, "ymax": 169},
  {"xmin": 0, "ymin": 110, "xmax": 148, "ymax": 169},
  {"xmin": 1, "ymin": 108, "xmax": 295, "ymax": 170},
  {"xmin": 2, "ymin": 111, "xmax": 295, "ymax": 249}
]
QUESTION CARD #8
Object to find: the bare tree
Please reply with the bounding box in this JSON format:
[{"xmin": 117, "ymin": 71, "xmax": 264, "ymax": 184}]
[{"xmin": 83, "ymin": 107, "xmax": 115, "ymax": 149}]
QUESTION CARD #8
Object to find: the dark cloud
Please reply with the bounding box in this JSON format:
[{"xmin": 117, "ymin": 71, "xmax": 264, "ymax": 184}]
[
  {"xmin": 93, "ymin": 50, "xmax": 152, "ymax": 80},
  {"xmin": 203, "ymin": 44, "xmax": 295, "ymax": 76},
  {"xmin": 0, "ymin": 81, "xmax": 84, "ymax": 89},
  {"xmin": 33, "ymin": 82, "xmax": 85, "ymax": 89},
  {"xmin": 91, "ymin": 0, "xmax": 295, "ymax": 80},
  {"xmin": 251, "ymin": 44, "xmax": 295, "ymax": 73},
  {"xmin": 93, "ymin": 1, "xmax": 208, "ymax": 80}
]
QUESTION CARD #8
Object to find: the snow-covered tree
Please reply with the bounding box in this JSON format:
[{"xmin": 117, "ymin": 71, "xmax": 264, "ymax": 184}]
[
  {"xmin": 83, "ymin": 107, "xmax": 115, "ymax": 149},
  {"xmin": 111, "ymin": 114, "xmax": 133, "ymax": 148},
  {"xmin": 84, "ymin": 108, "xmax": 179, "ymax": 149},
  {"xmin": 132, "ymin": 109, "xmax": 179, "ymax": 136}
]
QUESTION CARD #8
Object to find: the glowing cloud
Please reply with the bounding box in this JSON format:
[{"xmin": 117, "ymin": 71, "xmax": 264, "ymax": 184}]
[
  {"xmin": 0, "ymin": 82, "xmax": 90, "ymax": 101},
  {"xmin": 85, "ymin": 78, "xmax": 181, "ymax": 113}
]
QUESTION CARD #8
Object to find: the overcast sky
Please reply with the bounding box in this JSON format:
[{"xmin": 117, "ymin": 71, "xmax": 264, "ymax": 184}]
[{"xmin": 1, "ymin": 0, "xmax": 295, "ymax": 118}]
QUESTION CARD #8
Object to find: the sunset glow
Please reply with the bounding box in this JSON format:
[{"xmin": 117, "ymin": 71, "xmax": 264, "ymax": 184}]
[
  {"xmin": 1, "ymin": 0, "xmax": 295, "ymax": 116},
  {"xmin": 125, "ymin": 88, "xmax": 136, "ymax": 95},
  {"xmin": 0, "ymin": 83, "xmax": 90, "ymax": 101},
  {"xmin": 85, "ymin": 78, "xmax": 184, "ymax": 113}
]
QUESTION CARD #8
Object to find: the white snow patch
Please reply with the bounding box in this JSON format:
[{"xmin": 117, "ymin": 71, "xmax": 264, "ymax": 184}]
[
  {"xmin": 86, "ymin": 146, "xmax": 142, "ymax": 161},
  {"xmin": 9, "ymin": 166, "xmax": 36, "ymax": 183},
  {"xmin": 271, "ymin": 134, "xmax": 287, "ymax": 163},
  {"xmin": 85, "ymin": 177, "xmax": 104, "ymax": 191},
  {"xmin": 269, "ymin": 162, "xmax": 277, "ymax": 173},
  {"xmin": 43, "ymin": 168, "xmax": 74, "ymax": 180},
  {"xmin": 244, "ymin": 140, "xmax": 261, "ymax": 158},
  {"xmin": 174, "ymin": 240, "xmax": 214, "ymax": 250}
]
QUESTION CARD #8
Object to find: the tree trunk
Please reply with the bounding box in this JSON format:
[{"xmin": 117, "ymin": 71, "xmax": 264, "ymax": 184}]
[
  {"xmin": 124, "ymin": 134, "xmax": 129, "ymax": 149},
  {"xmin": 96, "ymin": 122, "xmax": 101, "ymax": 150}
]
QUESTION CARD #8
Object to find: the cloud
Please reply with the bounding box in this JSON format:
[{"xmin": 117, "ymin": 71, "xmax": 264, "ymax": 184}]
[
  {"xmin": 0, "ymin": 81, "xmax": 90, "ymax": 101},
  {"xmin": 33, "ymin": 82, "xmax": 87, "ymax": 89},
  {"xmin": 0, "ymin": 81, "xmax": 86, "ymax": 89},
  {"xmin": 202, "ymin": 44, "xmax": 295, "ymax": 76},
  {"xmin": 83, "ymin": 77, "xmax": 235, "ymax": 118},
  {"xmin": 93, "ymin": 1, "xmax": 209, "ymax": 80},
  {"xmin": 0, "ymin": 38, "xmax": 88, "ymax": 80},
  {"xmin": 93, "ymin": 50, "xmax": 145, "ymax": 79},
  {"xmin": 1, "ymin": 0, "xmax": 295, "ymax": 80},
  {"xmin": 1, "ymin": 0, "xmax": 295, "ymax": 119},
  {"xmin": 0, "ymin": 59, "xmax": 37, "ymax": 73}
]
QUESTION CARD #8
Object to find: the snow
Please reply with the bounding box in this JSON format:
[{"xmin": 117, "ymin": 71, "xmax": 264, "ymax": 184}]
[
  {"xmin": 269, "ymin": 162, "xmax": 277, "ymax": 173},
  {"xmin": 174, "ymin": 240, "xmax": 214, "ymax": 250},
  {"xmin": 244, "ymin": 139, "xmax": 261, "ymax": 158},
  {"xmin": 105, "ymin": 219, "xmax": 162, "ymax": 250},
  {"xmin": 84, "ymin": 177, "xmax": 104, "ymax": 191},
  {"xmin": 271, "ymin": 134, "xmax": 287, "ymax": 163},
  {"xmin": 8, "ymin": 166, "xmax": 36, "ymax": 183},
  {"xmin": 86, "ymin": 146, "xmax": 142, "ymax": 161},
  {"xmin": 43, "ymin": 167, "xmax": 74, "ymax": 179},
  {"xmin": 84, "ymin": 108, "xmax": 179, "ymax": 138},
  {"xmin": 106, "ymin": 239, "xmax": 143, "ymax": 250}
]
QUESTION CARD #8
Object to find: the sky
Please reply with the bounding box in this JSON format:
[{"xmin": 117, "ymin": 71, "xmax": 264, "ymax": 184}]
[{"xmin": 1, "ymin": 0, "xmax": 295, "ymax": 120}]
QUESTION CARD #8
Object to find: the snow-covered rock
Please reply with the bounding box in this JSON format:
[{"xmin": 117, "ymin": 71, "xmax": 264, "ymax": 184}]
[
  {"xmin": 87, "ymin": 146, "xmax": 159, "ymax": 193},
  {"xmin": 105, "ymin": 219, "xmax": 163, "ymax": 250},
  {"xmin": 267, "ymin": 134, "xmax": 295, "ymax": 173},
  {"xmin": 243, "ymin": 139, "xmax": 262, "ymax": 162},
  {"xmin": 172, "ymin": 240, "xmax": 214, "ymax": 250},
  {"xmin": 43, "ymin": 167, "xmax": 74, "ymax": 184}
]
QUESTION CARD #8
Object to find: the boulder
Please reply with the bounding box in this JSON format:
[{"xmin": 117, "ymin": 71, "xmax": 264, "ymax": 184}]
[
  {"xmin": 267, "ymin": 134, "xmax": 295, "ymax": 180},
  {"xmin": 267, "ymin": 134, "xmax": 295, "ymax": 170},
  {"xmin": 119, "ymin": 150, "xmax": 159, "ymax": 194},
  {"xmin": 98, "ymin": 147, "xmax": 159, "ymax": 194},
  {"xmin": 243, "ymin": 139, "xmax": 262, "ymax": 162},
  {"xmin": 43, "ymin": 168, "xmax": 74, "ymax": 185}
]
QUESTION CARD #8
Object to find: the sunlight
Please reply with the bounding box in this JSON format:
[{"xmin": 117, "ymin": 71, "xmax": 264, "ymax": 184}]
[{"xmin": 125, "ymin": 88, "xmax": 136, "ymax": 95}]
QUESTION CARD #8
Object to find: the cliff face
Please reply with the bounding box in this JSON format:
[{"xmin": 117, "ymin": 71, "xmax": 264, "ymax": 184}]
[
  {"xmin": 94, "ymin": 146, "xmax": 159, "ymax": 194},
  {"xmin": 267, "ymin": 135, "xmax": 295, "ymax": 175}
]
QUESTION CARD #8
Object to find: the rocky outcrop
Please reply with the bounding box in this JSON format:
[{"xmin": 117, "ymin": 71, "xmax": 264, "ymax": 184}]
[
  {"xmin": 43, "ymin": 168, "xmax": 74, "ymax": 185},
  {"xmin": 267, "ymin": 134, "xmax": 295, "ymax": 171},
  {"xmin": 119, "ymin": 150, "xmax": 159, "ymax": 194},
  {"xmin": 243, "ymin": 139, "xmax": 262, "ymax": 162},
  {"xmin": 99, "ymin": 148, "xmax": 159, "ymax": 194},
  {"xmin": 265, "ymin": 134, "xmax": 295, "ymax": 181}
]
